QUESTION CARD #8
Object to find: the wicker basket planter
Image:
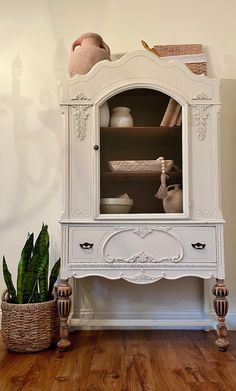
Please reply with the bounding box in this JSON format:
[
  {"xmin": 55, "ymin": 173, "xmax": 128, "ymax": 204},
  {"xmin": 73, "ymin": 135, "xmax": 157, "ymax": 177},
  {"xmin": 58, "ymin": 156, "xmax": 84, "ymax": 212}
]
[{"xmin": 1, "ymin": 290, "xmax": 59, "ymax": 353}]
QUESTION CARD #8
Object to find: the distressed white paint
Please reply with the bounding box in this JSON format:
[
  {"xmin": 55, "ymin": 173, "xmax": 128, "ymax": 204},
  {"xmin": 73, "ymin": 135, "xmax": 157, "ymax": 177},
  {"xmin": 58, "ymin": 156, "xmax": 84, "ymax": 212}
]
[
  {"xmin": 1, "ymin": 0, "xmax": 236, "ymax": 329},
  {"xmin": 60, "ymin": 51, "xmax": 226, "ymax": 329}
]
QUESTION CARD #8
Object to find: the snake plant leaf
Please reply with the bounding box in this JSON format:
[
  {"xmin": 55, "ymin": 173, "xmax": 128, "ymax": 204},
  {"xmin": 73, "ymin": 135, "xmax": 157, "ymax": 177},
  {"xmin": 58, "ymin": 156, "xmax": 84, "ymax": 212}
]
[
  {"xmin": 17, "ymin": 232, "xmax": 34, "ymax": 304},
  {"xmin": 23, "ymin": 224, "xmax": 49, "ymax": 303},
  {"xmin": 38, "ymin": 224, "xmax": 49, "ymax": 302},
  {"xmin": 48, "ymin": 258, "xmax": 61, "ymax": 300},
  {"xmin": 33, "ymin": 223, "xmax": 48, "ymax": 257},
  {"xmin": 31, "ymin": 284, "xmax": 40, "ymax": 303},
  {"xmin": 2, "ymin": 256, "xmax": 17, "ymax": 303},
  {"xmin": 38, "ymin": 249, "xmax": 49, "ymax": 302},
  {"xmin": 24, "ymin": 254, "xmax": 47, "ymax": 303}
]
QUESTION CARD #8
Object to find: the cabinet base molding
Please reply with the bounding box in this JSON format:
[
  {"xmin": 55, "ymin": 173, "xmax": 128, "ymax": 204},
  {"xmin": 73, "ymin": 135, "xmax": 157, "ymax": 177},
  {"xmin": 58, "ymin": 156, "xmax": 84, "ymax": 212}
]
[{"xmin": 69, "ymin": 316, "xmax": 214, "ymax": 330}]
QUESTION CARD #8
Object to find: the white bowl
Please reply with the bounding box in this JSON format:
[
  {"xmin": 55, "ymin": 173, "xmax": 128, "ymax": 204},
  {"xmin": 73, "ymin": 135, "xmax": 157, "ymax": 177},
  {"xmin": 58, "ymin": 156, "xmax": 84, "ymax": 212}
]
[{"xmin": 100, "ymin": 198, "xmax": 134, "ymax": 214}]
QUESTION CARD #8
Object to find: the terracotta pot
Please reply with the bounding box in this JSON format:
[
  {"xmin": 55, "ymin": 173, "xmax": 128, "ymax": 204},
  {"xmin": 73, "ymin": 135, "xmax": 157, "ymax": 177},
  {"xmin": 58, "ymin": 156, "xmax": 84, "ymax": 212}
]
[
  {"xmin": 68, "ymin": 32, "xmax": 111, "ymax": 77},
  {"xmin": 163, "ymin": 184, "xmax": 183, "ymax": 213}
]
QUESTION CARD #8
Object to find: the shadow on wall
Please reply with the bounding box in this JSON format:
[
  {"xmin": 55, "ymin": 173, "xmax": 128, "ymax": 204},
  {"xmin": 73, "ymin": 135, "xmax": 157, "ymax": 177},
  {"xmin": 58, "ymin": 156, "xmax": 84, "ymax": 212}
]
[
  {"xmin": 53, "ymin": 38, "xmax": 69, "ymax": 81},
  {"xmin": 0, "ymin": 53, "xmax": 62, "ymax": 231}
]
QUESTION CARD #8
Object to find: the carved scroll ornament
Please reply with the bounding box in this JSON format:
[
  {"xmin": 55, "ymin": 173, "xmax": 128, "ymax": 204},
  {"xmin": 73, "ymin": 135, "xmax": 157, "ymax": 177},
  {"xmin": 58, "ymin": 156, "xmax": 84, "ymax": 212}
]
[
  {"xmin": 192, "ymin": 92, "xmax": 212, "ymax": 100},
  {"xmin": 72, "ymin": 105, "xmax": 90, "ymax": 141},
  {"xmin": 105, "ymin": 250, "xmax": 182, "ymax": 264},
  {"xmin": 193, "ymin": 105, "xmax": 210, "ymax": 140},
  {"xmin": 120, "ymin": 269, "xmax": 166, "ymax": 284}
]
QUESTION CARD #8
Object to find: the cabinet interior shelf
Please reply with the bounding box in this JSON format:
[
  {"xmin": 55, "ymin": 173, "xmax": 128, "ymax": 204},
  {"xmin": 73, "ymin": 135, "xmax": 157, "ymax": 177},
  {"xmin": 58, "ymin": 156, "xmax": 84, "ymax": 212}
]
[
  {"xmin": 102, "ymin": 171, "xmax": 182, "ymax": 181},
  {"xmin": 100, "ymin": 126, "xmax": 181, "ymax": 136}
]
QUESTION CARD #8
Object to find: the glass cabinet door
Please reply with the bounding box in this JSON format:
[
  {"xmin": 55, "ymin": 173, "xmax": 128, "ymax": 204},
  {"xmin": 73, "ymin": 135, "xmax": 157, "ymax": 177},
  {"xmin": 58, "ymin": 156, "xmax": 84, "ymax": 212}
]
[{"xmin": 99, "ymin": 88, "xmax": 183, "ymax": 216}]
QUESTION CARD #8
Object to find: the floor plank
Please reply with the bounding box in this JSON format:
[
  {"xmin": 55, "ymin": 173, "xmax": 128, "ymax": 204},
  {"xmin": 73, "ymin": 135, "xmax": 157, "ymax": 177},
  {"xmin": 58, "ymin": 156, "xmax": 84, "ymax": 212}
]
[{"xmin": 0, "ymin": 330, "xmax": 235, "ymax": 391}]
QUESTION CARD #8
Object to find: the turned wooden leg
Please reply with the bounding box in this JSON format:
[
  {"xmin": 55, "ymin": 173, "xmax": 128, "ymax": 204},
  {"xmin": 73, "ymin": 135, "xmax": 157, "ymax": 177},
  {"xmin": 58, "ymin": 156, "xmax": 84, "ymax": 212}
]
[
  {"xmin": 57, "ymin": 278, "xmax": 72, "ymax": 351},
  {"xmin": 212, "ymin": 279, "xmax": 229, "ymax": 351}
]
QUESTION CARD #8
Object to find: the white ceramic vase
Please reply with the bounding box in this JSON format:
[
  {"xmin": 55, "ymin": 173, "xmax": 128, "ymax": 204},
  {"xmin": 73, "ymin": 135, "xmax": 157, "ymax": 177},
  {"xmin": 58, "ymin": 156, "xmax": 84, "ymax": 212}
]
[
  {"xmin": 163, "ymin": 184, "xmax": 183, "ymax": 213},
  {"xmin": 110, "ymin": 107, "xmax": 133, "ymax": 127}
]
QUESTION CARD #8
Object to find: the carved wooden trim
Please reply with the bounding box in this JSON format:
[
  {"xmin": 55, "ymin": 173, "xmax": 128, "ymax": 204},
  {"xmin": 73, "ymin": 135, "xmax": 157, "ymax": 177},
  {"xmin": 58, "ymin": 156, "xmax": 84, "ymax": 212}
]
[
  {"xmin": 114, "ymin": 226, "xmax": 129, "ymax": 231},
  {"xmin": 192, "ymin": 92, "xmax": 212, "ymax": 100},
  {"xmin": 72, "ymin": 208, "xmax": 91, "ymax": 217},
  {"xmin": 72, "ymin": 104, "xmax": 91, "ymax": 141},
  {"xmin": 67, "ymin": 262, "xmax": 217, "ymax": 270},
  {"xmin": 102, "ymin": 226, "xmax": 183, "ymax": 264},
  {"xmin": 57, "ymin": 279, "xmax": 72, "ymax": 351},
  {"xmin": 133, "ymin": 226, "xmax": 153, "ymax": 238},
  {"xmin": 193, "ymin": 105, "xmax": 210, "ymax": 140},
  {"xmin": 120, "ymin": 269, "xmax": 166, "ymax": 284},
  {"xmin": 212, "ymin": 279, "xmax": 229, "ymax": 351},
  {"xmin": 71, "ymin": 93, "xmax": 91, "ymax": 101},
  {"xmin": 105, "ymin": 250, "xmax": 182, "ymax": 264}
]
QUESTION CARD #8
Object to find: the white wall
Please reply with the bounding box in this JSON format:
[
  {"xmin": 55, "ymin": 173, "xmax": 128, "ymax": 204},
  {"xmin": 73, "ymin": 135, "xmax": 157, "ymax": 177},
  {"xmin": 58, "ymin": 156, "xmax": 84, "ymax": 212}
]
[{"xmin": 1, "ymin": 0, "xmax": 236, "ymax": 326}]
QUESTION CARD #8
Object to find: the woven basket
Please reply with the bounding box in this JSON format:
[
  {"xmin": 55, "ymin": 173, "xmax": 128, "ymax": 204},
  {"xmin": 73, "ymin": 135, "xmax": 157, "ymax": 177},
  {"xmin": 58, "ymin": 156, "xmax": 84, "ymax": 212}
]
[
  {"xmin": 154, "ymin": 44, "xmax": 207, "ymax": 75},
  {"xmin": 1, "ymin": 290, "xmax": 59, "ymax": 352}
]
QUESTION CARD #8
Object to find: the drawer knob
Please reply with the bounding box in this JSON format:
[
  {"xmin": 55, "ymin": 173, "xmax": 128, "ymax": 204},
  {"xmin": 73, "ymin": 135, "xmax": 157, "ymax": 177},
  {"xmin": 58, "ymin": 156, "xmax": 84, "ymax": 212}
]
[
  {"xmin": 191, "ymin": 242, "xmax": 206, "ymax": 250},
  {"xmin": 93, "ymin": 145, "xmax": 99, "ymax": 150},
  {"xmin": 79, "ymin": 242, "xmax": 94, "ymax": 250}
]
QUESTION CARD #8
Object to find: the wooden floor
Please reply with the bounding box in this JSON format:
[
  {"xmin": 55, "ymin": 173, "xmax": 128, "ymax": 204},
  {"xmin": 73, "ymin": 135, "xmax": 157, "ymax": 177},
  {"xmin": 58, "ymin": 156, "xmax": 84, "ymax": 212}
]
[{"xmin": 0, "ymin": 330, "xmax": 236, "ymax": 390}]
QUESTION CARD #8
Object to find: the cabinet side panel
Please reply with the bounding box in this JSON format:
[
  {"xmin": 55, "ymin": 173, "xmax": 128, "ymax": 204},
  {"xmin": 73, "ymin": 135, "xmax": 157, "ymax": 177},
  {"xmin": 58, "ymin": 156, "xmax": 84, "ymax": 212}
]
[
  {"xmin": 191, "ymin": 105, "xmax": 218, "ymax": 220},
  {"xmin": 69, "ymin": 105, "xmax": 93, "ymax": 220},
  {"xmin": 61, "ymin": 105, "xmax": 69, "ymax": 220}
]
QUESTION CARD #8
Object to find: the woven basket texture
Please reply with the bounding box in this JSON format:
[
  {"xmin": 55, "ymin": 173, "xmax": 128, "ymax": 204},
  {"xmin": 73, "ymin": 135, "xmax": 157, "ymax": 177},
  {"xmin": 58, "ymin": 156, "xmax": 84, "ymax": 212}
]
[
  {"xmin": 154, "ymin": 44, "xmax": 207, "ymax": 75},
  {"xmin": 1, "ymin": 291, "xmax": 59, "ymax": 353},
  {"xmin": 154, "ymin": 44, "xmax": 202, "ymax": 56}
]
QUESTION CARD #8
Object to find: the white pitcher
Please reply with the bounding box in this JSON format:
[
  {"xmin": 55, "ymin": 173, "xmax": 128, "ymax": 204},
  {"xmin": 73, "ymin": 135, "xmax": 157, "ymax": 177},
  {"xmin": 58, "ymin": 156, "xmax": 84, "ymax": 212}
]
[{"xmin": 163, "ymin": 184, "xmax": 183, "ymax": 213}]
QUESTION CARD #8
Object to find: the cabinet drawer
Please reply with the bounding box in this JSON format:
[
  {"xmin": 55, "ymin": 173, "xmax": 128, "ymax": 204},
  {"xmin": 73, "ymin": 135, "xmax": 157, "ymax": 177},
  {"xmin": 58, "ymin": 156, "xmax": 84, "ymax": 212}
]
[
  {"xmin": 68, "ymin": 225, "xmax": 217, "ymax": 265},
  {"xmin": 177, "ymin": 227, "xmax": 216, "ymax": 262},
  {"xmin": 69, "ymin": 227, "xmax": 108, "ymax": 261}
]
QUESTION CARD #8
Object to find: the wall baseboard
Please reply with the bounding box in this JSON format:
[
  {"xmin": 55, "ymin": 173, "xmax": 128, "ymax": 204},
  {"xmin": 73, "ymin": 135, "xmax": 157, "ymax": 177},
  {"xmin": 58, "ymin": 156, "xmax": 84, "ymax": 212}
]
[
  {"xmin": 66, "ymin": 309, "xmax": 228, "ymax": 330},
  {"xmin": 70, "ymin": 309, "xmax": 236, "ymax": 330},
  {"xmin": 209, "ymin": 310, "xmax": 236, "ymax": 331},
  {"xmin": 70, "ymin": 317, "xmax": 212, "ymax": 330}
]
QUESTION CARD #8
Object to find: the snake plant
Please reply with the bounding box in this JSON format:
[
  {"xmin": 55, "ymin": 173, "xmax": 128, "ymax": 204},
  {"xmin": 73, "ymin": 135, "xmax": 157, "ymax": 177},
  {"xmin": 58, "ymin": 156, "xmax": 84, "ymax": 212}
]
[{"xmin": 2, "ymin": 224, "xmax": 60, "ymax": 304}]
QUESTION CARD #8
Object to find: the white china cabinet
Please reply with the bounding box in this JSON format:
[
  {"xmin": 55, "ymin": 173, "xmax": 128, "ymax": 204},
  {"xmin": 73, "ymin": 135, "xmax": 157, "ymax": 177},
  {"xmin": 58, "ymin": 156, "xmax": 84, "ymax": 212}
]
[{"xmin": 57, "ymin": 50, "xmax": 229, "ymax": 351}]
